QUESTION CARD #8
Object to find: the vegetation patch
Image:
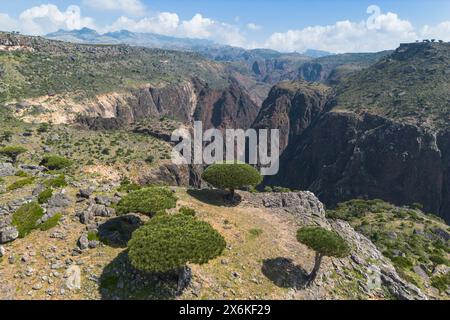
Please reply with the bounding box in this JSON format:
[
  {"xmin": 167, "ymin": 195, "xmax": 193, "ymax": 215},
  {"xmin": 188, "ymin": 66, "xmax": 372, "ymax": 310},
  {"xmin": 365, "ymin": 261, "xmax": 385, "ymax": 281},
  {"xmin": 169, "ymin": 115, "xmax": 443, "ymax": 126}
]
[
  {"xmin": 116, "ymin": 187, "xmax": 177, "ymax": 216},
  {"xmin": 40, "ymin": 155, "xmax": 72, "ymax": 170},
  {"xmin": 7, "ymin": 177, "xmax": 35, "ymax": 191},
  {"xmin": 44, "ymin": 174, "xmax": 67, "ymax": 188},
  {"xmin": 0, "ymin": 145, "xmax": 27, "ymax": 162},
  {"xmin": 12, "ymin": 202, "xmax": 45, "ymax": 238},
  {"xmin": 38, "ymin": 188, "xmax": 53, "ymax": 204},
  {"xmin": 39, "ymin": 213, "xmax": 62, "ymax": 231}
]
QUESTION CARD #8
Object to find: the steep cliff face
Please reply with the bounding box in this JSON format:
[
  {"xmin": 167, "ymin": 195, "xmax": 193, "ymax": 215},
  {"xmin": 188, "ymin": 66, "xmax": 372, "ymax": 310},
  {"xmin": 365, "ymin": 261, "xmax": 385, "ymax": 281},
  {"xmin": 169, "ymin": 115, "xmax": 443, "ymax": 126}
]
[
  {"xmin": 74, "ymin": 78, "xmax": 259, "ymax": 131},
  {"xmin": 252, "ymin": 81, "xmax": 333, "ymax": 152},
  {"xmin": 255, "ymin": 43, "xmax": 450, "ymax": 223},
  {"xmin": 266, "ymin": 112, "xmax": 449, "ymax": 221}
]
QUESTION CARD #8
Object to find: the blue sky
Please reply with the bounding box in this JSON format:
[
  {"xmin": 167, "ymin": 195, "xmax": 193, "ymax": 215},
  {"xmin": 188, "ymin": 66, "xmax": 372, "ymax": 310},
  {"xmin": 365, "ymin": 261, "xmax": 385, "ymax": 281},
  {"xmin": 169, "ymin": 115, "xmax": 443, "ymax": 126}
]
[{"xmin": 1, "ymin": 0, "xmax": 450, "ymax": 52}]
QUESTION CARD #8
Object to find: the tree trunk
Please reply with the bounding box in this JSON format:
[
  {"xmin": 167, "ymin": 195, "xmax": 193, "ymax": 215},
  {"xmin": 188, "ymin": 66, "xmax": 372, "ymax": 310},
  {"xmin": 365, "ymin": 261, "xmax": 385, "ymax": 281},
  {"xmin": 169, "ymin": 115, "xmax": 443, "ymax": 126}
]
[
  {"xmin": 306, "ymin": 253, "xmax": 323, "ymax": 287},
  {"xmin": 176, "ymin": 265, "xmax": 192, "ymax": 295},
  {"xmin": 229, "ymin": 188, "xmax": 235, "ymax": 200}
]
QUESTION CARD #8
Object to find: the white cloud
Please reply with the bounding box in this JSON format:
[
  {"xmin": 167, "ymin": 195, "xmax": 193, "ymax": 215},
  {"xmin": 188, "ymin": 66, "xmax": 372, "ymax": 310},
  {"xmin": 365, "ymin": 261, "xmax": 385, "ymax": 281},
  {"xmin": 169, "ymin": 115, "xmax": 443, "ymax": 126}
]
[
  {"xmin": 246, "ymin": 23, "xmax": 262, "ymax": 31},
  {"xmin": 420, "ymin": 22, "xmax": 450, "ymax": 41},
  {"xmin": 107, "ymin": 12, "xmax": 180, "ymax": 34},
  {"xmin": 82, "ymin": 0, "xmax": 147, "ymax": 17},
  {"xmin": 0, "ymin": 13, "xmax": 18, "ymax": 32},
  {"xmin": 106, "ymin": 12, "xmax": 246, "ymax": 46},
  {"xmin": 19, "ymin": 5, "xmax": 96, "ymax": 35},
  {"xmin": 264, "ymin": 8, "xmax": 418, "ymax": 53}
]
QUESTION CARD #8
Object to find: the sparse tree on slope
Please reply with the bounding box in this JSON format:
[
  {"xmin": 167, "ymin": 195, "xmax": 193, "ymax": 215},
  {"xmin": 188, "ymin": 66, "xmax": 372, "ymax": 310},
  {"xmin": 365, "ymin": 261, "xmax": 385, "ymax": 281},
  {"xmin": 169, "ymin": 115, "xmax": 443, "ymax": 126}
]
[
  {"xmin": 202, "ymin": 162, "xmax": 262, "ymax": 199},
  {"xmin": 128, "ymin": 214, "xmax": 226, "ymax": 293},
  {"xmin": 297, "ymin": 226, "xmax": 350, "ymax": 287}
]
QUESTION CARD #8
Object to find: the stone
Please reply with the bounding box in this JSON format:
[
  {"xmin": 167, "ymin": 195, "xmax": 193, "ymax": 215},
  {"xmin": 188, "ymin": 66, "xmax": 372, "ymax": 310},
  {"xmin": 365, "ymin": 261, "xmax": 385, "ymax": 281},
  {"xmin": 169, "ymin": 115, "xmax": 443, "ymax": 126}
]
[
  {"xmin": 77, "ymin": 188, "xmax": 93, "ymax": 199},
  {"xmin": 78, "ymin": 210, "xmax": 93, "ymax": 224},
  {"xmin": 413, "ymin": 265, "xmax": 430, "ymax": 282},
  {"xmin": 0, "ymin": 245, "xmax": 5, "ymax": 257},
  {"xmin": 48, "ymin": 192, "xmax": 72, "ymax": 208},
  {"xmin": 65, "ymin": 265, "xmax": 81, "ymax": 290},
  {"xmin": 88, "ymin": 240, "xmax": 100, "ymax": 249},
  {"xmin": 0, "ymin": 162, "xmax": 15, "ymax": 177},
  {"xmin": 78, "ymin": 234, "xmax": 89, "ymax": 250},
  {"xmin": 32, "ymin": 283, "xmax": 43, "ymax": 290},
  {"xmin": 0, "ymin": 226, "xmax": 19, "ymax": 244}
]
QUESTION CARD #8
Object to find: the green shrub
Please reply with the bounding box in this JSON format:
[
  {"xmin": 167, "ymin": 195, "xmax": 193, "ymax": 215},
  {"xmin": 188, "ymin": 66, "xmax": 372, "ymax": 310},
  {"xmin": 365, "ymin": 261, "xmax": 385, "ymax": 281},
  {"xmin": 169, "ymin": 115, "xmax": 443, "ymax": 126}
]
[
  {"xmin": 39, "ymin": 213, "xmax": 62, "ymax": 231},
  {"xmin": 44, "ymin": 174, "xmax": 67, "ymax": 188},
  {"xmin": 391, "ymin": 256, "xmax": 413, "ymax": 270},
  {"xmin": 40, "ymin": 155, "xmax": 72, "ymax": 170},
  {"xmin": 88, "ymin": 231, "xmax": 100, "ymax": 241},
  {"xmin": 37, "ymin": 123, "xmax": 51, "ymax": 133},
  {"xmin": 273, "ymin": 186, "xmax": 291, "ymax": 193},
  {"xmin": 116, "ymin": 187, "xmax": 177, "ymax": 216},
  {"xmin": 202, "ymin": 162, "xmax": 262, "ymax": 198},
  {"xmin": 15, "ymin": 170, "xmax": 28, "ymax": 177},
  {"xmin": 430, "ymin": 273, "xmax": 450, "ymax": 293},
  {"xmin": 38, "ymin": 188, "xmax": 53, "ymax": 204},
  {"xmin": 429, "ymin": 254, "xmax": 449, "ymax": 266},
  {"xmin": 179, "ymin": 206, "xmax": 196, "ymax": 217},
  {"xmin": 0, "ymin": 145, "xmax": 27, "ymax": 162},
  {"xmin": 128, "ymin": 214, "xmax": 226, "ymax": 273},
  {"xmin": 410, "ymin": 202, "xmax": 424, "ymax": 210},
  {"xmin": 145, "ymin": 155, "xmax": 155, "ymax": 164},
  {"xmin": 7, "ymin": 177, "xmax": 35, "ymax": 191},
  {"xmin": 264, "ymin": 186, "xmax": 273, "ymax": 192},
  {"xmin": 12, "ymin": 202, "xmax": 45, "ymax": 238},
  {"xmin": 118, "ymin": 178, "xmax": 141, "ymax": 193},
  {"xmin": 249, "ymin": 228, "xmax": 263, "ymax": 237}
]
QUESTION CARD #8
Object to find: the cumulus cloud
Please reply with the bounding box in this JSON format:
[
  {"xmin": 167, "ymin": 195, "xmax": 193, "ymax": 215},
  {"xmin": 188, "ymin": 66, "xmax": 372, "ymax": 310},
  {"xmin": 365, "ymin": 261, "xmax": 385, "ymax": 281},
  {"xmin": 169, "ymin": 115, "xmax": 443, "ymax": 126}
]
[
  {"xmin": 106, "ymin": 12, "xmax": 246, "ymax": 46},
  {"xmin": 107, "ymin": 12, "xmax": 180, "ymax": 34},
  {"xmin": 246, "ymin": 23, "xmax": 262, "ymax": 31},
  {"xmin": 19, "ymin": 4, "xmax": 96, "ymax": 35},
  {"xmin": 82, "ymin": 0, "xmax": 147, "ymax": 17},
  {"xmin": 264, "ymin": 7, "xmax": 418, "ymax": 53},
  {"xmin": 420, "ymin": 22, "xmax": 450, "ymax": 41},
  {"xmin": 0, "ymin": 13, "xmax": 18, "ymax": 32}
]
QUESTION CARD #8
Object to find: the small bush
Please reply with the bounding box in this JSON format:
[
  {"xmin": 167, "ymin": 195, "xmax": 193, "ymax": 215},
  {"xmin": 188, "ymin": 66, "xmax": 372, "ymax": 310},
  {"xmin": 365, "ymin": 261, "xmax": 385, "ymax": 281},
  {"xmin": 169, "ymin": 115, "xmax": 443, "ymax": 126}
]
[
  {"xmin": 0, "ymin": 145, "xmax": 27, "ymax": 162},
  {"xmin": 391, "ymin": 256, "xmax": 413, "ymax": 270},
  {"xmin": 39, "ymin": 213, "xmax": 62, "ymax": 231},
  {"xmin": 38, "ymin": 188, "xmax": 53, "ymax": 204},
  {"xmin": 273, "ymin": 186, "xmax": 291, "ymax": 193},
  {"xmin": 88, "ymin": 231, "xmax": 100, "ymax": 241},
  {"xmin": 118, "ymin": 178, "xmax": 141, "ymax": 193},
  {"xmin": 7, "ymin": 177, "xmax": 35, "ymax": 191},
  {"xmin": 40, "ymin": 155, "xmax": 72, "ymax": 170},
  {"xmin": 12, "ymin": 202, "xmax": 45, "ymax": 238},
  {"xmin": 249, "ymin": 228, "xmax": 263, "ymax": 237},
  {"xmin": 116, "ymin": 187, "xmax": 177, "ymax": 216},
  {"xmin": 179, "ymin": 206, "xmax": 196, "ymax": 217},
  {"xmin": 430, "ymin": 273, "xmax": 450, "ymax": 293},
  {"xmin": 429, "ymin": 254, "xmax": 449, "ymax": 266},
  {"xmin": 44, "ymin": 174, "xmax": 67, "ymax": 188},
  {"xmin": 37, "ymin": 123, "xmax": 51, "ymax": 133},
  {"xmin": 15, "ymin": 170, "xmax": 28, "ymax": 177},
  {"xmin": 145, "ymin": 155, "xmax": 155, "ymax": 164},
  {"xmin": 264, "ymin": 186, "xmax": 273, "ymax": 192}
]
